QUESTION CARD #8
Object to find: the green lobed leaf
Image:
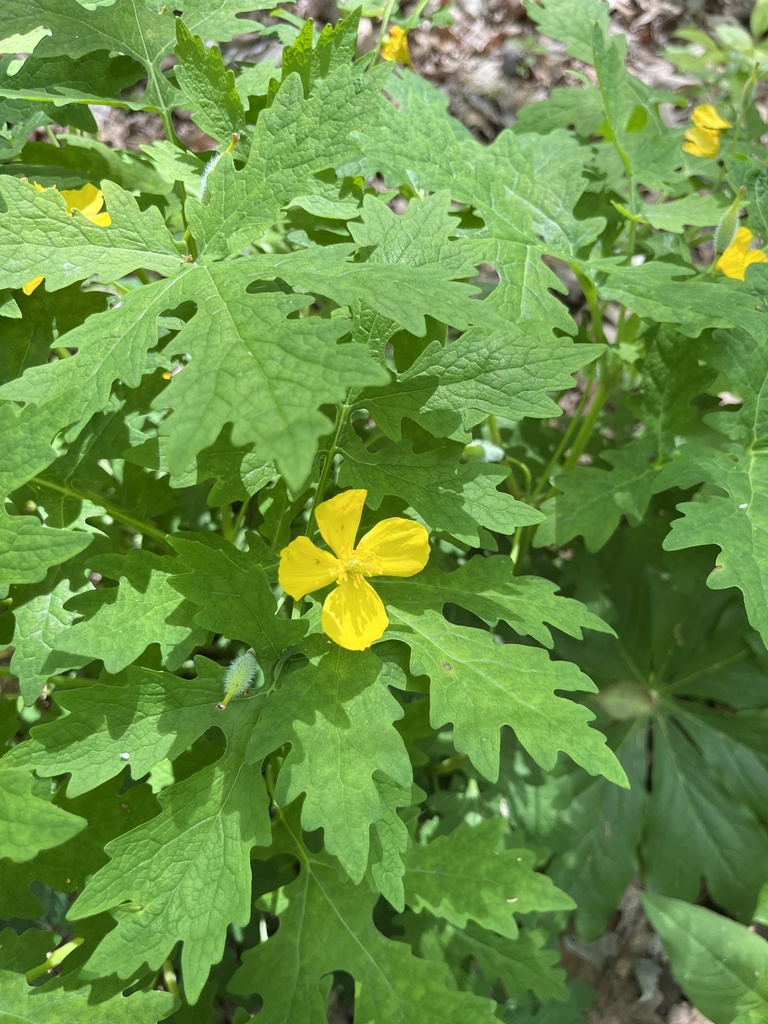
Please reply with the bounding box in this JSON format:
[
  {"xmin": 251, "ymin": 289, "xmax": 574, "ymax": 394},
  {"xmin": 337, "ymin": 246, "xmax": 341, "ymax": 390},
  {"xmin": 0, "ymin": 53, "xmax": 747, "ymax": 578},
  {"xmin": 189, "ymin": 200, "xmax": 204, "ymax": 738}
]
[
  {"xmin": 70, "ymin": 702, "xmax": 271, "ymax": 1004},
  {"xmin": 230, "ymin": 821, "xmax": 498, "ymax": 1024},
  {"xmin": 339, "ymin": 435, "xmax": 543, "ymax": 546},
  {"xmin": 246, "ymin": 648, "xmax": 413, "ymax": 884},
  {"xmin": 0, "ymin": 767, "xmax": 86, "ymax": 862},
  {"xmin": 388, "ymin": 608, "xmax": 626, "ymax": 786},
  {"xmin": 174, "ymin": 21, "xmax": 245, "ymax": 144},
  {"xmin": 403, "ymin": 818, "xmax": 573, "ymax": 938},
  {"xmin": 5, "ymin": 659, "xmax": 230, "ymax": 797}
]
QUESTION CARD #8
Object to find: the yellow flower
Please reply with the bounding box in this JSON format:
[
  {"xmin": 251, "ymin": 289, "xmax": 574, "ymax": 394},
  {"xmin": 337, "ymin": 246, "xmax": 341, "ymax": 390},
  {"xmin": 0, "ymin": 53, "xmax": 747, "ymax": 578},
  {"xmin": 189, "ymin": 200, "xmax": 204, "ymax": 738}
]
[
  {"xmin": 716, "ymin": 226, "xmax": 768, "ymax": 281},
  {"xmin": 22, "ymin": 182, "xmax": 111, "ymax": 296},
  {"xmin": 278, "ymin": 488, "xmax": 429, "ymax": 651},
  {"xmin": 682, "ymin": 104, "xmax": 732, "ymax": 159},
  {"xmin": 381, "ymin": 25, "xmax": 411, "ymax": 65}
]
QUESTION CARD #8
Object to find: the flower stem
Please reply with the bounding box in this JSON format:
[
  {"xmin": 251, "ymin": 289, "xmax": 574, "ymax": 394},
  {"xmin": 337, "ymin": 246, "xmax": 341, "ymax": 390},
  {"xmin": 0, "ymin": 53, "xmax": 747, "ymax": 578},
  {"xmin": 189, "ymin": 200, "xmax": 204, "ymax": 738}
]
[{"xmin": 304, "ymin": 393, "xmax": 354, "ymax": 537}]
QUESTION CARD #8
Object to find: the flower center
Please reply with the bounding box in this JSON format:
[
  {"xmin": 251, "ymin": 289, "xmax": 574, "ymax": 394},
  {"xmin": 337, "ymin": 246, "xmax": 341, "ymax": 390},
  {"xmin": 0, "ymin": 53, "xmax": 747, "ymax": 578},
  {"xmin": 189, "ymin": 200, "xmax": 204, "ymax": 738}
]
[{"xmin": 345, "ymin": 555, "xmax": 374, "ymax": 577}]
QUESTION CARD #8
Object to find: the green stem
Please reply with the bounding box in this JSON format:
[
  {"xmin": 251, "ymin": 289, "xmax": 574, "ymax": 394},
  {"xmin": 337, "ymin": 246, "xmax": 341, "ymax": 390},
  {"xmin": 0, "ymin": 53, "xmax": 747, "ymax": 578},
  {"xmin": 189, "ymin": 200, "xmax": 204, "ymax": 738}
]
[
  {"xmin": 26, "ymin": 939, "xmax": 83, "ymax": 983},
  {"xmin": 368, "ymin": 0, "xmax": 397, "ymax": 69},
  {"xmin": 560, "ymin": 361, "xmax": 615, "ymax": 474},
  {"xmin": 32, "ymin": 475, "xmax": 170, "ymax": 546},
  {"xmin": 304, "ymin": 393, "xmax": 355, "ymax": 538},
  {"xmin": 528, "ymin": 364, "xmax": 595, "ymax": 505}
]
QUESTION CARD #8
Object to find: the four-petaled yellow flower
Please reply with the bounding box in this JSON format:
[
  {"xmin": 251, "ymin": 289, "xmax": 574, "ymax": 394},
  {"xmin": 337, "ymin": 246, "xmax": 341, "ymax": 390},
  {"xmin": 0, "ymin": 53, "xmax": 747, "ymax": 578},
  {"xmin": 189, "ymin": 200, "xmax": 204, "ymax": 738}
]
[
  {"xmin": 381, "ymin": 25, "xmax": 411, "ymax": 65},
  {"xmin": 716, "ymin": 226, "xmax": 768, "ymax": 281},
  {"xmin": 682, "ymin": 104, "xmax": 732, "ymax": 159},
  {"xmin": 278, "ymin": 488, "xmax": 429, "ymax": 651},
  {"xmin": 22, "ymin": 182, "xmax": 111, "ymax": 296}
]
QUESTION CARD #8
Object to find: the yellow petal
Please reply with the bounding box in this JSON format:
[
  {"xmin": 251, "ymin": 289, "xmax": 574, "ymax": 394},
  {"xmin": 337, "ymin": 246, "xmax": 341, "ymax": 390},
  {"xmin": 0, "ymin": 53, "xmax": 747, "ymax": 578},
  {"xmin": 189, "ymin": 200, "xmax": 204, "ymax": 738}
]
[
  {"xmin": 315, "ymin": 489, "xmax": 366, "ymax": 558},
  {"xmin": 381, "ymin": 25, "xmax": 411, "ymax": 65},
  {"xmin": 691, "ymin": 104, "xmax": 732, "ymax": 131},
  {"xmin": 716, "ymin": 227, "xmax": 767, "ymax": 281},
  {"xmin": 61, "ymin": 183, "xmax": 109, "ymax": 224},
  {"xmin": 322, "ymin": 576, "xmax": 388, "ymax": 650},
  {"xmin": 278, "ymin": 536, "xmax": 340, "ymax": 599},
  {"xmin": 22, "ymin": 276, "xmax": 44, "ymax": 296},
  {"xmin": 355, "ymin": 517, "xmax": 430, "ymax": 578},
  {"xmin": 682, "ymin": 126, "xmax": 719, "ymax": 159}
]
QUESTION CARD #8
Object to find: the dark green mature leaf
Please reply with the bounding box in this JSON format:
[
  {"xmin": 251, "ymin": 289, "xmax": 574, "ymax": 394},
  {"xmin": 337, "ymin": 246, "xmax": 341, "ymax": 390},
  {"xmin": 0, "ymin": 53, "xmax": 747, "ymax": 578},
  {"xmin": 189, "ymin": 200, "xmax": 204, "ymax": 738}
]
[
  {"xmin": 643, "ymin": 893, "xmax": 768, "ymax": 1024},
  {"xmin": 168, "ymin": 534, "xmax": 304, "ymax": 664},
  {"xmin": 52, "ymin": 550, "xmax": 207, "ymax": 674},
  {"xmin": 230, "ymin": 823, "xmax": 498, "ymax": 1023},
  {"xmin": 0, "ymin": 176, "xmax": 183, "ymax": 293},
  {"xmin": 389, "ymin": 608, "xmax": 625, "ymax": 785},
  {"xmin": 535, "ymin": 439, "xmax": 659, "ymax": 552},
  {"xmin": 5, "ymin": 659, "xmax": 228, "ymax": 797},
  {"xmin": 643, "ymin": 715, "xmax": 768, "ymax": 920},
  {"xmin": 0, "ymin": 969, "xmax": 175, "ymax": 1024},
  {"xmin": 378, "ymin": 557, "xmax": 612, "ymax": 651},
  {"xmin": 247, "ymin": 649, "xmax": 412, "ymax": 883},
  {"xmin": 0, "ymin": 767, "xmax": 86, "ymax": 861},
  {"xmin": 174, "ymin": 22, "xmax": 245, "ymax": 144},
  {"xmin": 71, "ymin": 702, "xmax": 270, "ymax": 1003},
  {"xmin": 0, "ymin": 777, "xmax": 159, "ymax": 919},
  {"xmin": 404, "ymin": 819, "xmax": 573, "ymax": 938},
  {"xmin": 339, "ymin": 435, "xmax": 542, "ymax": 545},
  {"xmin": 0, "ymin": 52, "xmax": 144, "ymax": 107}
]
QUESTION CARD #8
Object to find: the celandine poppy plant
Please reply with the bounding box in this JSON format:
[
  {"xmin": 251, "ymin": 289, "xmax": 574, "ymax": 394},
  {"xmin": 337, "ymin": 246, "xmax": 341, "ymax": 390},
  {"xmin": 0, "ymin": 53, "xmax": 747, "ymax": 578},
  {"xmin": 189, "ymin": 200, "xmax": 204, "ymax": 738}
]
[{"xmin": 278, "ymin": 488, "xmax": 430, "ymax": 651}]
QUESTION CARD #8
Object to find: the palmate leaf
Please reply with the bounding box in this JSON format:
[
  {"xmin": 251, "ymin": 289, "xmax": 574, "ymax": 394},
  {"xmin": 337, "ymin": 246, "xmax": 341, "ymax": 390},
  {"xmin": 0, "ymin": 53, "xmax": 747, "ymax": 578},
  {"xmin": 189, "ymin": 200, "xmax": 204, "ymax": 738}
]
[
  {"xmin": 0, "ymin": 176, "xmax": 183, "ymax": 292},
  {"xmin": 70, "ymin": 701, "xmax": 271, "ymax": 1003},
  {"xmin": 403, "ymin": 819, "xmax": 573, "ymax": 939},
  {"xmin": 339, "ymin": 435, "xmax": 542, "ymax": 546},
  {"xmin": 5, "ymin": 659, "xmax": 228, "ymax": 797},
  {"xmin": 230, "ymin": 816, "xmax": 498, "ymax": 1024},
  {"xmin": 388, "ymin": 608, "xmax": 625, "ymax": 786},
  {"xmin": 52, "ymin": 550, "xmax": 207, "ymax": 674},
  {"xmin": 246, "ymin": 649, "xmax": 413, "ymax": 884},
  {"xmin": 642, "ymin": 714, "xmax": 768, "ymax": 920},
  {"xmin": 0, "ymin": 767, "xmax": 86, "ymax": 861}
]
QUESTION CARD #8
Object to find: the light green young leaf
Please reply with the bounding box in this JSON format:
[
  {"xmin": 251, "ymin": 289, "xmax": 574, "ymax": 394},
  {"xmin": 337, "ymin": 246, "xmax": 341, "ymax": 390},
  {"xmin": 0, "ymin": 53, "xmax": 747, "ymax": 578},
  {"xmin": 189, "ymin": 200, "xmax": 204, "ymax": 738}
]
[
  {"xmin": 339, "ymin": 435, "xmax": 542, "ymax": 546},
  {"xmin": 0, "ymin": 176, "xmax": 183, "ymax": 292},
  {"xmin": 404, "ymin": 818, "xmax": 573, "ymax": 938},
  {"xmin": 246, "ymin": 649, "xmax": 413, "ymax": 883},
  {"xmin": 526, "ymin": 0, "xmax": 610, "ymax": 62},
  {"xmin": 52, "ymin": 550, "xmax": 207, "ymax": 673},
  {"xmin": 168, "ymin": 533, "xmax": 305, "ymax": 663},
  {"xmin": 0, "ymin": 767, "xmax": 86, "ymax": 861},
  {"xmin": 5, "ymin": 659, "xmax": 228, "ymax": 797},
  {"xmin": 188, "ymin": 64, "xmax": 391, "ymax": 258},
  {"xmin": 389, "ymin": 609, "xmax": 626, "ymax": 786},
  {"xmin": 377, "ymin": 556, "xmax": 613, "ymax": 650},
  {"xmin": 71, "ymin": 703, "xmax": 270, "ymax": 1004},
  {"xmin": 643, "ymin": 892, "xmax": 768, "ymax": 1024},
  {"xmin": 230, "ymin": 836, "xmax": 498, "ymax": 1023},
  {"xmin": 174, "ymin": 21, "xmax": 245, "ymax": 144}
]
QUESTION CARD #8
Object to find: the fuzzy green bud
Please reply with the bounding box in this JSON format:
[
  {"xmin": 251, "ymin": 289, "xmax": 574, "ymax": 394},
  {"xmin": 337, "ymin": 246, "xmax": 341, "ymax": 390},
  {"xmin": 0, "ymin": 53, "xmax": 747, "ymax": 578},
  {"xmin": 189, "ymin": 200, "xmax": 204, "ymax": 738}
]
[
  {"xmin": 714, "ymin": 186, "xmax": 746, "ymax": 256},
  {"xmin": 217, "ymin": 650, "xmax": 259, "ymax": 710}
]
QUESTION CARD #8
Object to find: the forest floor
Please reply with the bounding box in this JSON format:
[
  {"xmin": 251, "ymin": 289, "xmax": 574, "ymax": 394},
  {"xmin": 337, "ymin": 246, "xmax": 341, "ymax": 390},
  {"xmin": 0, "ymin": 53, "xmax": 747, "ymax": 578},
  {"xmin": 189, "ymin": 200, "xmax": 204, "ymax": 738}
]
[{"xmin": 89, "ymin": 1, "xmax": 760, "ymax": 1020}]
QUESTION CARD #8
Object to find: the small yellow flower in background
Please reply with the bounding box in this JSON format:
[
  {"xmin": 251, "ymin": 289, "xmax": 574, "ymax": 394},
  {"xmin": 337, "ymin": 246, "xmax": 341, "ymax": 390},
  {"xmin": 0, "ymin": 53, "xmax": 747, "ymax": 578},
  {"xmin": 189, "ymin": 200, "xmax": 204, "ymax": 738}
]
[
  {"xmin": 381, "ymin": 24, "xmax": 411, "ymax": 65},
  {"xmin": 682, "ymin": 104, "xmax": 732, "ymax": 159},
  {"xmin": 22, "ymin": 182, "xmax": 111, "ymax": 296},
  {"xmin": 716, "ymin": 226, "xmax": 768, "ymax": 281},
  {"xmin": 278, "ymin": 488, "xmax": 429, "ymax": 651}
]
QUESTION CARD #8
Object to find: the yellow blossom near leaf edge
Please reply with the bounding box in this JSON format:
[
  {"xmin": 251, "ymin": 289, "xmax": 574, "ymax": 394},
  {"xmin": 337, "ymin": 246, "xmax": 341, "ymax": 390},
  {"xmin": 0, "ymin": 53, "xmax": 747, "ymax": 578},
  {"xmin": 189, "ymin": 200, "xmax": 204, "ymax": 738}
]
[
  {"xmin": 682, "ymin": 104, "xmax": 732, "ymax": 159},
  {"xmin": 381, "ymin": 24, "xmax": 411, "ymax": 65},
  {"xmin": 21, "ymin": 181, "xmax": 111, "ymax": 296},
  {"xmin": 716, "ymin": 226, "xmax": 768, "ymax": 281},
  {"xmin": 278, "ymin": 488, "xmax": 430, "ymax": 650}
]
